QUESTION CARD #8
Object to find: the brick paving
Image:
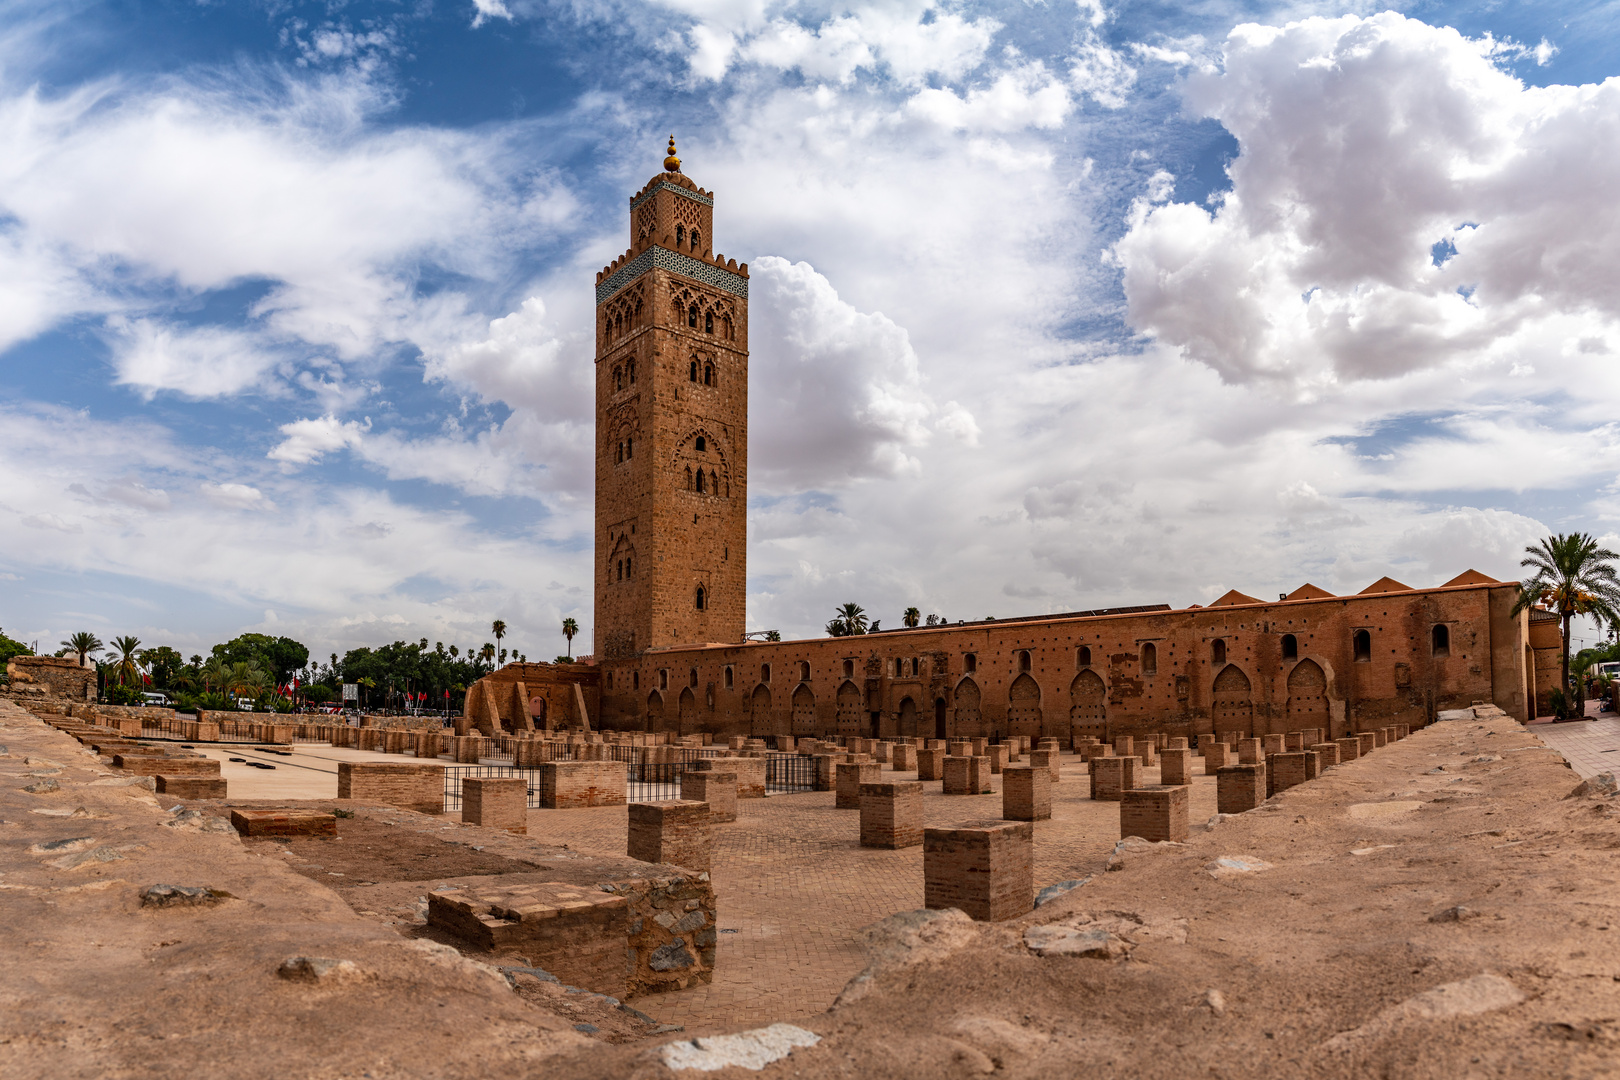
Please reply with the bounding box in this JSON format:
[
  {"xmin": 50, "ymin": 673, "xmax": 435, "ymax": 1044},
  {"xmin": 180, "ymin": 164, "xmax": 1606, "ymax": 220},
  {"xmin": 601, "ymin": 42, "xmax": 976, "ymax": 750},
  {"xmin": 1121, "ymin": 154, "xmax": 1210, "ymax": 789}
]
[
  {"xmin": 1531, "ymin": 707, "xmax": 1620, "ymax": 779},
  {"xmin": 521, "ymin": 755, "xmax": 1220, "ymax": 1034}
]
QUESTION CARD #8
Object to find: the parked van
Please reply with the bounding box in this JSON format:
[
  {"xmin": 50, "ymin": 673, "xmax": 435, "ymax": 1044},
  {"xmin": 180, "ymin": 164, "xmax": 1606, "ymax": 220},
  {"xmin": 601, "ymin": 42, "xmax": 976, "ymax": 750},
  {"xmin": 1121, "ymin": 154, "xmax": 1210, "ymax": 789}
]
[{"xmin": 141, "ymin": 692, "xmax": 170, "ymax": 707}]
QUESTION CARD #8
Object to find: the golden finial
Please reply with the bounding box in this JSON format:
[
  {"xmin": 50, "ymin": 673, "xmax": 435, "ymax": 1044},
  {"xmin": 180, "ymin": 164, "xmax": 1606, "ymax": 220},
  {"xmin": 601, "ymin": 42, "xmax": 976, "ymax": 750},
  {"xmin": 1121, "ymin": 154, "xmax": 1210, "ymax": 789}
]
[{"xmin": 664, "ymin": 134, "xmax": 681, "ymax": 173}]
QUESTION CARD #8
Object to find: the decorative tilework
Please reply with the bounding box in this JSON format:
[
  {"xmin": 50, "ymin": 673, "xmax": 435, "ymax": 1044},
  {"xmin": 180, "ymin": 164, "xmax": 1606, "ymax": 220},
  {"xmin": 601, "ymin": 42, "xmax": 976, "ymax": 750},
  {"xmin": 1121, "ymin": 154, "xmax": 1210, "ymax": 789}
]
[
  {"xmin": 630, "ymin": 181, "xmax": 715, "ymax": 212},
  {"xmin": 597, "ymin": 246, "xmax": 748, "ymax": 305}
]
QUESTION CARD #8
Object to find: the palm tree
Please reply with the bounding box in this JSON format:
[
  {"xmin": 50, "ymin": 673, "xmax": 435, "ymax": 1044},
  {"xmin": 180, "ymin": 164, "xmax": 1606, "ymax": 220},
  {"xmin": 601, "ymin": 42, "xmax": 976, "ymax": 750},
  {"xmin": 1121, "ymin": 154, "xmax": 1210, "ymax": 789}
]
[
  {"xmin": 837, "ymin": 602, "xmax": 868, "ymax": 635},
  {"xmin": 61, "ymin": 632, "xmax": 103, "ymax": 666},
  {"xmin": 110, "ymin": 635, "xmax": 143, "ymax": 686},
  {"xmin": 561, "ymin": 617, "xmax": 579, "ymax": 659},
  {"xmin": 1513, "ymin": 532, "xmax": 1620, "ymax": 716},
  {"xmin": 491, "ymin": 619, "xmax": 507, "ymax": 666},
  {"xmin": 479, "ymin": 643, "xmax": 496, "ymax": 666},
  {"xmin": 224, "ymin": 661, "xmax": 270, "ymax": 702},
  {"xmin": 903, "ymin": 607, "xmax": 920, "ymax": 628}
]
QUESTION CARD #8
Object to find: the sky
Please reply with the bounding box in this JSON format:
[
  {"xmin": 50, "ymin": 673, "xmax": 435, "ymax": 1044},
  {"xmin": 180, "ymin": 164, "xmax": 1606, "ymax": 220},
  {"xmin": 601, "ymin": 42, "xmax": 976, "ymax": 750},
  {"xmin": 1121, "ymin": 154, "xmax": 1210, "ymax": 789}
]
[{"xmin": 1, "ymin": 0, "xmax": 1618, "ymax": 662}]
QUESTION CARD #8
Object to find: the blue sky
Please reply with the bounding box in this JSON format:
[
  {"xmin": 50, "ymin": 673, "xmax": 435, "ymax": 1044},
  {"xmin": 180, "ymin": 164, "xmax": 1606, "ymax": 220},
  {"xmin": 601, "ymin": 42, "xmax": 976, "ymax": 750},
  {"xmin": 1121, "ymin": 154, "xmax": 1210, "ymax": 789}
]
[{"xmin": 1, "ymin": 0, "xmax": 1618, "ymax": 661}]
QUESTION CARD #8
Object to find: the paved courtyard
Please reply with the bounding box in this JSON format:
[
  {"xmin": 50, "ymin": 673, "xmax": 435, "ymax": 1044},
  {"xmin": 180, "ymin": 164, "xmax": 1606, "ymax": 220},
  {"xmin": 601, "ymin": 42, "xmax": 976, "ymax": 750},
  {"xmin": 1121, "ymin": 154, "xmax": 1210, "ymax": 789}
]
[
  {"xmin": 1530, "ymin": 704, "xmax": 1620, "ymax": 778},
  {"xmin": 514, "ymin": 755, "xmax": 1220, "ymax": 1034}
]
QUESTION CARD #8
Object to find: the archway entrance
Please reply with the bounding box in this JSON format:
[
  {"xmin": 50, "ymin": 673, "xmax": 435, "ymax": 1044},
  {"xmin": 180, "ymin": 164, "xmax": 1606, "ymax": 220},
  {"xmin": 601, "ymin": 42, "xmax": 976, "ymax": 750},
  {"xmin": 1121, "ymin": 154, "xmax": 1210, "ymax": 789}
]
[
  {"xmin": 792, "ymin": 684, "xmax": 817, "ymax": 736},
  {"xmin": 750, "ymin": 684, "xmax": 772, "ymax": 738},
  {"xmin": 934, "ymin": 697, "xmax": 947, "ymax": 740},
  {"xmin": 1008, "ymin": 673, "xmax": 1042, "ymax": 739},
  {"xmin": 1069, "ymin": 669, "xmax": 1106, "ymax": 742},
  {"xmin": 898, "ymin": 697, "xmax": 918, "ymax": 738},
  {"xmin": 1212, "ymin": 664, "xmax": 1254, "ymax": 738},
  {"xmin": 1286, "ymin": 659, "xmax": 1329, "ymax": 737}
]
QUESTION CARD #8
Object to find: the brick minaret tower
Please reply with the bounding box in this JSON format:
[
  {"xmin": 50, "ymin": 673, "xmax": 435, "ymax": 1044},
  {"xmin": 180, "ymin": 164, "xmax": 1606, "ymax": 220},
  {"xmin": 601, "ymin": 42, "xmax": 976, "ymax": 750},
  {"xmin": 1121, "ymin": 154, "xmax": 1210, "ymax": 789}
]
[{"xmin": 593, "ymin": 137, "xmax": 750, "ymax": 658}]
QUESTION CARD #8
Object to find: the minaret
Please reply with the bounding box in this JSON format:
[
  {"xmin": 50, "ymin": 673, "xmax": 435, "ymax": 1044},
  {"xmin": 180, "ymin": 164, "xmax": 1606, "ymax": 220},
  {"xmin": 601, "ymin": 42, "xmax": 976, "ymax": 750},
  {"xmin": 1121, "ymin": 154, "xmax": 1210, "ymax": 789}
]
[{"xmin": 593, "ymin": 137, "xmax": 750, "ymax": 657}]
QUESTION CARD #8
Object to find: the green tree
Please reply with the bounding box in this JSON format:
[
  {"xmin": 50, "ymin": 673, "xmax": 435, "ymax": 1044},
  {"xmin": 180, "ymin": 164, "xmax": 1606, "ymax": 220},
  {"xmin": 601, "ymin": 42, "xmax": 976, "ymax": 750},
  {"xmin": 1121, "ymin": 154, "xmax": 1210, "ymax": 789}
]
[
  {"xmin": 0, "ymin": 629, "xmax": 31, "ymax": 666},
  {"xmin": 212, "ymin": 634, "xmax": 309, "ymax": 686},
  {"xmin": 138, "ymin": 646, "xmax": 185, "ymax": 690},
  {"xmin": 61, "ymin": 631, "xmax": 103, "ymax": 666},
  {"xmin": 903, "ymin": 607, "xmax": 920, "ymax": 628},
  {"xmin": 826, "ymin": 602, "xmax": 868, "ymax": 637},
  {"xmin": 110, "ymin": 635, "xmax": 143, "ymax": 687},
  {"xmin": 1513, "ymin": 532, "xmax": 1620, "ymax": 717},
  {"xmin": 561, "ymin": 617, "xmax": 579, "ymax": 659},
  {"xmin": 491, "ymin": 619, "xmax": 507, "ymax": 667}
]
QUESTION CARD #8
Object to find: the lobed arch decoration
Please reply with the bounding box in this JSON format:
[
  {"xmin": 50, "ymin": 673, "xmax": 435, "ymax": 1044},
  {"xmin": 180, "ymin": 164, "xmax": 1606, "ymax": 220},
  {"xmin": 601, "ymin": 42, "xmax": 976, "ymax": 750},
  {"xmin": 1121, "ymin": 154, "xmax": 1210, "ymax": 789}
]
[
  {"xmin": 672, "ymin": 428, "xmax": 732, "ymax": 497},
  {"xmin": 954, "ymin": 677, "xmax": 983, "ymax": 738},
  {"xmin": 750, "ymin": 684, "xmax": 773, "ymax": 738},
  {"xmin": 1069, "ymin": 669, "xmax": 1106, "ymax": 741},
  {"xmin": 608, "ymin": 534, "xmax": 637, "ymax": 583},
  {"xmin": 835, "ymin": 680, "xmax": 863, "ymax": 736},
  {"xmin": 791, "ymin": 683, "xmax": 817, "ymax": 736},
  {"xmin": 601, "ymin": 281, "xmax": 646, "ymax": 345},
  {"xmin": 670, "ymin": 284, "xmax": 736, "ymax": 341},
  {"xmin": 1007, "ymin": 672, "xmax": 1042, "ymax": 740},
  {"xmin": 1211, "ymin": 664, "xmax": 1254, "ymax": 738},
  {"xmin": 1285, "ymin": 659, "xmax": 1330, "ymax": 737}
]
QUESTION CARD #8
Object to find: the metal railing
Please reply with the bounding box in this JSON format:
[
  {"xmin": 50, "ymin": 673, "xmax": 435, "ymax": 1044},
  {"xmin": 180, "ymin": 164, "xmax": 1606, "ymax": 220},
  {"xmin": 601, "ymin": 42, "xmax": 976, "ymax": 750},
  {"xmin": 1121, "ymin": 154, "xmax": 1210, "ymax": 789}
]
[{"xmin": 765, "ymin": 752, "xmax": 815, "ymax": 793}]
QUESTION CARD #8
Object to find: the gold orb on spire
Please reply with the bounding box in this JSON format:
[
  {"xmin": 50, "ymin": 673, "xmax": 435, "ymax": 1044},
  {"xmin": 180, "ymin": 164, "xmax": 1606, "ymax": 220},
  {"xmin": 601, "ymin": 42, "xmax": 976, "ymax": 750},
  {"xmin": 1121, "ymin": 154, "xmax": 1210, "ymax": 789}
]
[{"xmin": 663, "ymin": 134, "xmax": 681, "ymax": 173}]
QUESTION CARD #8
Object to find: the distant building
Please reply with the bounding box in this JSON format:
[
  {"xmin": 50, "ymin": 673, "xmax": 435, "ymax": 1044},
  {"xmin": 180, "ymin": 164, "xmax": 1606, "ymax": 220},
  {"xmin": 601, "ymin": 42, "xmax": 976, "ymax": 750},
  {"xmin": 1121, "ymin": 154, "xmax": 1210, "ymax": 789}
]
[{"xmin": 556, "ymin": 144, "xmax": 1551, "ymax": 739}]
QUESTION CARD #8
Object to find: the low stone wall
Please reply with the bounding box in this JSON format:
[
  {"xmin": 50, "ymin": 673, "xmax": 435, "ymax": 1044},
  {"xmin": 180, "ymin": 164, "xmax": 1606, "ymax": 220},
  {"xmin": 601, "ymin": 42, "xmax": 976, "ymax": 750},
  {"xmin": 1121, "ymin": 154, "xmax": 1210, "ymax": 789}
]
[{"xmin": 338, "ymin": 761, "xmax": 445, "ymax": 814}]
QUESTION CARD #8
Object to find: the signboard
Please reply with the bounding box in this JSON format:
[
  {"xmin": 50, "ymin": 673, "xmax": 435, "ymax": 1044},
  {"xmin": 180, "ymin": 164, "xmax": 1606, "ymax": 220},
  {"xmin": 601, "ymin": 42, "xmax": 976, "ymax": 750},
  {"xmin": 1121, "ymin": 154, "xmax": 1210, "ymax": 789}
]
[{"xmin": 341, "ymin": 683, "xmax": 359, "ymax": 702}]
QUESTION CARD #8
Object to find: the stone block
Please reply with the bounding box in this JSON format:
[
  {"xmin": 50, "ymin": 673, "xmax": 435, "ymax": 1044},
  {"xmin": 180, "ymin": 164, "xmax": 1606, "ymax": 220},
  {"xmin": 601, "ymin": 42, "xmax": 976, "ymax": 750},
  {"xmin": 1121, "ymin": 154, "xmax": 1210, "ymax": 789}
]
[
  {"xmin": 923, "ymin": 821, "xmax": 1034, "ymax": 922},
  {"xmin": 357, "ymin": 728, "xmax": 383, "ymax": 752},
  {"xmin": 1216, "ymin": 763, "xmax": 1267, "ymax": 815},
  {"xmin": 695, "ymin": 756, "xmax": 766, "ymax": 799},
  {"xmin": 872, "ymin": 741, "xmax": 892, "ymax": 764},
  {"xmin": 971, "ymin": 738, "xmax": 989, "ymax": 756},
  {"xmin": 538, "ymin": 761, "xmax": 626, "ymax": 808},
  {"xmin": 1120, "ymin": 784, "xmax": 1189, "ymax": 842},
  {"xmin": 943, "ymin": 755, "xmax": 992, "ymax": 795},
  {"xmin": 1001, "ymin": 766, "xmax": 1050, "ymax": 821},
  {"xmin": 1374, "ymin": 728, "xmax": 1389, "ymax": 747},
  {"xmin": 1300, "ymin": 748, "xmax": 1325, "ymax": 781},
  {"xmin": 860, "ymin": 781, "xmax": 923, "ymax": 849},
  {"xmin": 454, "ymin": 735, "xmax": 483, "ymax": 763},
  {"xmin": 384, "ymin": 730, "xmax": 411, "ymax": 754},
  {"xmin": 916, "ymin": 747, "xmax": 946, "ymax": 782},
  {"xmin": 337, "ymin": 761, "xmax": 445, "ymax": 814},
  {"xmin": 1029, "ymin": 748, "xmax": 1060, "ymax": 783},
  {"xmin": 987, "ymin": 744, "xmax": 1009, "ymax": 774},
  {"xmin": 1238, "ymin": 738, "xmax": 1264, "ymax": 764},
  {"xmin": 1357, "ymin": 732, "xmax": 1376, "ymax": 756},
  {"xmin": 1268, "ymin": 752, "xmax": 1309, "ymax": 796},
  {"xmin": 836, "ymin": 761, "xmax": 881, "ymax": 809},
  {"xmin": 1114, "ymin": 736, "xmax": 1135, "ymax": 758},
  {"xmin": 113, "ymin": 754, "xmax": 219, "ymax": 777},
  {"xmin": 1312, "ymin": 742, "xmax": 1341, "ymax": 766},
  {"xmin": 230, "ymin": 808, "xmax": 336, "ymax": 838},
  {"xmin": 1395, "ymin": 724, "xmax": 1410, "ymax": 740},
  {"xmin": 463, "ymin": 776, "xmax": 528, "ymax": 833},
  {"xmin": 1285, "ymin": 732, "xmax": 1305, "ymax": 751},
  {"xmin": 1335, "ymin": 737, "xmax": 1361, "ymax": 762},
  {"xmin": 628, "ymin": 800, "xmax": 711, "ymax": 871},
  {"xmin": 1081, "ymin": 743, "xmax": 1114, "ymax": 762},
  {"xmin": 1203, "ymin": 742, "xmax": 1230, "ymax": 769},
  {"xmin": 1089, "ymin": 755, "xmax": 1138, "ymax": 801},
  {"xmin": 155, "ymin": 775, "xmax": 227, "ymax": 799},
  {"xmin": 1159, "ymin": 747, "xmax": 1194, "ymax": 785},
  {"xmin": 1262, "ymin": 734, "xmax": 1286, "ymax": 756},
  {"xmin": 427, "ymin": 883, "xmax": 631, "ymax": 997},
  {"xmin": 415, "ymin": 732, "xmax": 442, "ymax": 758},
  {"xmin": 891, "ymin": 743, "xmax": 917, "ymax": 771},
  {"xmin": 681, "ymin": 770, "xmax": 738, "ymax": 823}
]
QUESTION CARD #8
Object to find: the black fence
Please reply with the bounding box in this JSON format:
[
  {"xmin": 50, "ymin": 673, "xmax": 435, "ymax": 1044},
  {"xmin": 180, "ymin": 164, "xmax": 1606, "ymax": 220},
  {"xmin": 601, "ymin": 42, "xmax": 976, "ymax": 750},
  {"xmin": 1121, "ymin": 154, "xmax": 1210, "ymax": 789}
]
[
  {"xmin": 441, "ymin": 750, "xmax": 815, "ymax": 810},
  {"xmin": 765, "ymin": 752, "xmax": 815, "ymax": 793}
]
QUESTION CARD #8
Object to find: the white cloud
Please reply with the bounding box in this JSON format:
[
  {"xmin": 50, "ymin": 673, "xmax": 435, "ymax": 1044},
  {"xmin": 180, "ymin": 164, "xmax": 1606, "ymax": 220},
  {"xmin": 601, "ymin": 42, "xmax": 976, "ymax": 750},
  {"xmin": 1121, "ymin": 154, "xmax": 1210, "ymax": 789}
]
[
  {"xmin": 908, "ymin": 62, "xmax": 1072, "ymax": 132},
  {"xmin": 1111, "ymin": 12, "xmax": 1620, "ymax": 390},
  {"xmin": 470, "ymin": 0, "xmax": 514, "ymax": 29},
  {"xmin": 1069, "ymin": 33, "xmax": 1137, "ymax": 108},
  {"xmin": 748, "ymin": 257, "xmax": 935, "ymax": 487},
  {"xmin": 107, "ymin": 317, "xmax": 289, "ymax": 400},
  {"xmin": 202, "ymin": 483, "xmax": 273, "ymax": 510},
  {"xmin": 269, "ymin": 414, "xmax": 371, "ymax": 465}
]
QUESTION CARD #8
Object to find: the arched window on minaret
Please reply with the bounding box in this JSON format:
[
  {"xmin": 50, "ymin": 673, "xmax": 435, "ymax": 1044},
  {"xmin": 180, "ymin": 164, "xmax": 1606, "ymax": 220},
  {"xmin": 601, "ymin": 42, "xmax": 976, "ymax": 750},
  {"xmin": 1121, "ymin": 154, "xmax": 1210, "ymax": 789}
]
[
  {"xmin": 704, "ymin": 362, "xmax": 714, "ymax": 385},
  {"xmin": 676, "ymin": 224, "xmax": 685, "ymax": 246},
  {"xmin": 688, "ymin": 304, "xmax": 698, "ymax": 328},
  {"xmin": 689, "ymin": 360, "xmax": 698, "ymax": 381},
  {"xmin": 684, "ymin": 466, "xmax": 693, "ymax": 490},
  {"xmin": 696, "ymin": 470, "xmax": 706, "ymax": 494},
  {"xmin": 696, "ymin": 585, "xmax": 706, "ymax": 610},
  {"xmin": 709, "ymin": 470, "xmax": 718, "ymax": 494},
  {"xmin": 692, "ymin": 229, "xmax": 701, "ymax": 252},
  {"xmin": 627, "ymin": 358, "xmax": 636, "ymax": 383},
  {"xmin": 704, "ymin": 310, "xmax": 714, "ymax": 334},
  {"xmin": 625, "ymin": 436, "xmax": 633, "ymax": 458}
]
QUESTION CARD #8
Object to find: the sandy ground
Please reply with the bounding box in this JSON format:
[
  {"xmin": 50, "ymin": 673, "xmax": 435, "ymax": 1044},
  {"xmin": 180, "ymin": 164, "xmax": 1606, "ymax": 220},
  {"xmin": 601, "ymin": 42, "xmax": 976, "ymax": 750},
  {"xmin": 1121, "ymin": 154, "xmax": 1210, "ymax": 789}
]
[{"xmin": 7, "ymin": 699, "xmax": 1620, "ymax": 1078}]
